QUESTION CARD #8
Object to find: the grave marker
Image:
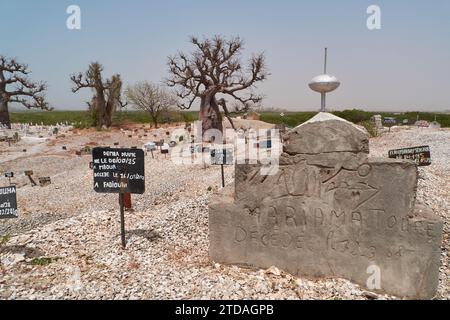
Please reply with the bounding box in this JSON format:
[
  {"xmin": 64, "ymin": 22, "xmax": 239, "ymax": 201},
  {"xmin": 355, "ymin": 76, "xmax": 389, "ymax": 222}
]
[
  {"xmin": 76, "ymin": 146, "xmax": 91, "ymax": 156},
  {"xmin": 38, "ymin": 177, "xmax": 51, "ymax": 187},
  {"xmin": 24, "ymin": 170, "xmax": 37, "ymax": 187},
  {"xmin": 209, "ymin": 113, "xmax": 442, "ymax": 299},
  {"xmin": 388, "ymin": 145, "xmax": 431, "ymax": 167},
  {"xmin": 92, "ymin": 147, "xmax": 145, "ymax": 248},
  {"xmin": 210, "ymin": 148, "xmax": 234, "ymax": 187},
  {"xmin": 4, "ymin": 172, "xmax": 14, "ymax": 185},
  {"xmin": 92, "ymin": 147, "xmax": 145, "ymax": 194},
  {"xmin": 161, "ymin": 143, "xmax": 170, "ymax": 157},
  {"xmin": 0, "ymin": 186, "xmax": 18, "ymax": 219},
  {"xmin": 144, "ymin": 142, "xmax": 156, "ymax": 159}
]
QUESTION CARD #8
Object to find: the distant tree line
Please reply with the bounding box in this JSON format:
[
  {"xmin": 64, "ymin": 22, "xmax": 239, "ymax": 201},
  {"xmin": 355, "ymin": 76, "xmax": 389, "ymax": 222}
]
[
  {"xmin": 1, "ymin": 35, "xmax": 268, "ymax": 132},
  {"xmin": 7, "ymin": 35, "xmax": 445, "ymax": 132}
]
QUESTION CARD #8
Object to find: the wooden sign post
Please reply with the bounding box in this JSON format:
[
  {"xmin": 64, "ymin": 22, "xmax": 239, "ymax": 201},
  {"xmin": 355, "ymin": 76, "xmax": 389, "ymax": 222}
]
[
  {"xmin": 4, "ymin": 172, "xmax": 14, "ymax": 186},
  {"xmin": 210, "ymin": 148, "xmax": 233, "ymax": 188},
  {"xmin": 161, "ymin": 143, "xmax": 169, "ymax": 159},
  {"xmin": 24, "ymin": 170, "xmax": 37, "ymax": 187},
  {"xmin": 144, "ymin": 142, "xmax": 156, "ymax": 159},
  {"xmin": 92, "ymin": 147, "xmax": 145, "ymax": 248}
]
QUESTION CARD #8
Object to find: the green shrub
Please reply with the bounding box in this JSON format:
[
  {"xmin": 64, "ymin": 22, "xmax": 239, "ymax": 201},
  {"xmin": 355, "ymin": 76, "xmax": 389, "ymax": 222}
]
[
  {"xmin": 0, "ymin": 235, "xmax": 11, "ymax": 247},
  {"xmin": 361, "ymin": 121, "xmax": 378, "ymax": 137},
  {"xmin": 30, "ymin": 257, "xmax": 61, "ymax": 266}
]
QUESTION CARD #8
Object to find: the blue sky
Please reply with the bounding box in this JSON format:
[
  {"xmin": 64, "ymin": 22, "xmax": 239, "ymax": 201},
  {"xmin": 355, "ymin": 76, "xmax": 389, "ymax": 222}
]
[{"xmin": 1, "ymin": 0, "xmax": 449, "ymax": 111}]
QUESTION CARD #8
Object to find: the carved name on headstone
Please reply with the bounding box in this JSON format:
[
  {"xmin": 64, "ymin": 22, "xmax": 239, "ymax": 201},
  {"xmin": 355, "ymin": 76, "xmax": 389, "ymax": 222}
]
[{"xmin": 209, "ymin": 113, "xmax": 442, "ymax": 299}]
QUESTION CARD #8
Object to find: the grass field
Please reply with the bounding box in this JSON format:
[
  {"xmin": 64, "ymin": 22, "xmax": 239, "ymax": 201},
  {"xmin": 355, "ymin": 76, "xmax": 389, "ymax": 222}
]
[{"xmin": 9, "ymin": 109, "xmax": 450, "ymax": 128}]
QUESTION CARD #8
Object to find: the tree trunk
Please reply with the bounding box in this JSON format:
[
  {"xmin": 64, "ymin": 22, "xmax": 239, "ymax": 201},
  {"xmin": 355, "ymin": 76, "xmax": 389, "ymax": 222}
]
[
  {"xmin": 199, "ymin": 93, "xmax": 223, "ymax": 141},
  {"xmin": 104, "ymin": 99, "xmax": 115, "ymax": 128},
  {"xmin": 151, "ymin": 115, "xmax": 158, "ymax": 129},
  {"xmin": 94, "ymin": 87, "xmax": 107, "ymax": 128},
  {"xmin": 0, "ymin": 98, "xmax": 11, "ymax": 129}
]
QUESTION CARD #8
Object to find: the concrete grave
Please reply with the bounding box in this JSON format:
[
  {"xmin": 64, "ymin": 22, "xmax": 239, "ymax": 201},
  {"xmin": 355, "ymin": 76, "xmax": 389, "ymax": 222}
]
[
  {"xmin": 209, "ymin": 112, "xmax": 442, "ymax": 299},
  {"xmin": 371, "ymin": 114, "xmax": 383, "ymax": 134}
]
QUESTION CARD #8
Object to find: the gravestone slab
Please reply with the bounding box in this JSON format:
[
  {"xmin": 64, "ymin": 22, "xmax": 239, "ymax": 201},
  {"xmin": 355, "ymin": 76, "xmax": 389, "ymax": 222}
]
[{"xmin": 209, "ymin": 112, "xmax": 442, "ymax": 299}]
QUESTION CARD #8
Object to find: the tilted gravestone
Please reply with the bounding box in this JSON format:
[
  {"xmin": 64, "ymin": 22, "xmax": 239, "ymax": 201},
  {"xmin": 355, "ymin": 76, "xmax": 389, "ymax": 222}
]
[{"xmin": 209, "ymin": 113, "xmax": 442, "ymax": 299}]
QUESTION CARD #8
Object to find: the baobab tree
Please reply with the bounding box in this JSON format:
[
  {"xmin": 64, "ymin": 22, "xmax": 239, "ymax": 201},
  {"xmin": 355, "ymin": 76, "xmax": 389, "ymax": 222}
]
[
  {"xmin": 167, "ymin": 35, "xmax": 268, "ymax": 137},
  {"xmin": 71, "ymin": 62, "xmax": 126, "ymax": 128},
  {"xmin": 0, "ymin": 55, "xmax": 50, "ymax": 128},
  {"xmin": 126, "ymin": 81, "xmax": 176, "ymax": 128}
]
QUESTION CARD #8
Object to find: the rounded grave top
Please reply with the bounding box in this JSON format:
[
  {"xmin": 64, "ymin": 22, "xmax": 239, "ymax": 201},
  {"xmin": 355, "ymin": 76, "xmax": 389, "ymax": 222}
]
[{"xmin": 285, "ymin": 113, "xmax": 369, "ymax": 154}]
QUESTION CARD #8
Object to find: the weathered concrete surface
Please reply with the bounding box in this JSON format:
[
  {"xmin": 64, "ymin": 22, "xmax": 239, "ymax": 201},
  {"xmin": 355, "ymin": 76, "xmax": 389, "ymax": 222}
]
[{"xmin": 209, "ymin": 112, "xmax": 443, "ymax": 299}]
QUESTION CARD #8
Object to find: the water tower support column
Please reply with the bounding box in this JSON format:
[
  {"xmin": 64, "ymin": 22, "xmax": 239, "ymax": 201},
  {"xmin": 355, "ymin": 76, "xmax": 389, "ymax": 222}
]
[{"xmin": 321, "ymin": 93, "xmax": 326, "ymax": 112}]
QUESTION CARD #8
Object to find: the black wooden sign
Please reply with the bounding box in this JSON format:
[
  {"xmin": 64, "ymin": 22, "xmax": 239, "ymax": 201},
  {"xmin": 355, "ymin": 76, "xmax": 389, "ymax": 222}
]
[
  {"xmin": 210, "ymin": 148, "xmax": 234, "ymax": 165},
  {"xmin": 0, "ymin": 186, "xmax": 18, "ymax": 219},
  {"xmin": 4, "ymin": 172, "xmax": 14, "ymax": 178},
  {"xmin": 257, "ymin": 140, "xmax": 272, "ymax": 149},
  {"xmin": 92, "ymin": 147, "xmax": 145, "ymax": 194},
  {"xmin": 388, "ymin": 145, "xmax": 431, "ymax": 166},
  {"xmin": 39, "ymin": 177, "xmax": 52, "ymax": 187},
  {"xmin": 190, "ymin": 144, "xmax": 200, "ymax": 154}
]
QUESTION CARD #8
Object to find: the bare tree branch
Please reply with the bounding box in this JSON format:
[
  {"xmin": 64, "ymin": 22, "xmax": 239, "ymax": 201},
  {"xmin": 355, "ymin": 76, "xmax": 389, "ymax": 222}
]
[
  {"xmin": 126, "ymin": 81, "xmax": 176, "ymax": 128},
  {"xmin": 70, "ymin": 62, "xmax": 123, "ymax": 128},
  {"xmin": 167, "ymin": 35, "xmax": 267, "ymax": 133}
]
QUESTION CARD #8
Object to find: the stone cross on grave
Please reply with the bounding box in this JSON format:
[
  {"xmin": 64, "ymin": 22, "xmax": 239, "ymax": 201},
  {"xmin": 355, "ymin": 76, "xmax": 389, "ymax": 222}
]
[{"xmin": 209, "ymin": 112, "xmax": 442, "ymax": 299}]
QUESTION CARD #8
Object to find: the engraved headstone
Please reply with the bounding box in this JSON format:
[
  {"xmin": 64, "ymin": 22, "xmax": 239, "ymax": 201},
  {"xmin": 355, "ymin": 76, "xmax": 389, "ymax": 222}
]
[{"xmin": 209, "ymin": 112, "xmax": 442, "ymax": 299}]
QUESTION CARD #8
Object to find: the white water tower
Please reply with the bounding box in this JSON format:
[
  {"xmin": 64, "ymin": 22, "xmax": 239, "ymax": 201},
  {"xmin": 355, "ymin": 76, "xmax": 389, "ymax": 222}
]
[{"xmin": 309, "ymin": 48, "xmax": 340, "ymax": 112}]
